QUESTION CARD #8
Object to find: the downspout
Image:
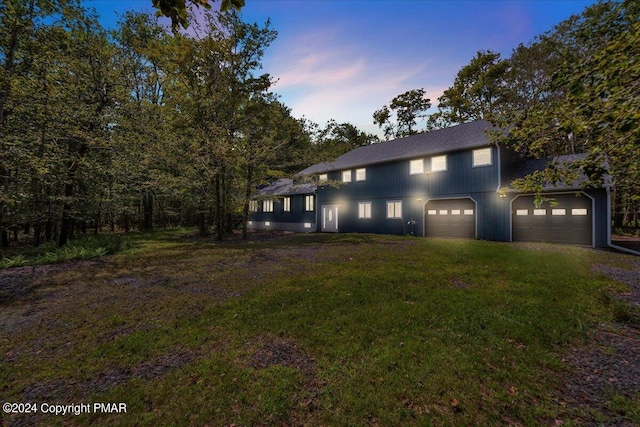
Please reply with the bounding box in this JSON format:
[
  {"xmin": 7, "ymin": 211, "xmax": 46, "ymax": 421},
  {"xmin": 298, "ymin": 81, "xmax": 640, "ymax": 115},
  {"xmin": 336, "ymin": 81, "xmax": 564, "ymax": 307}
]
[
  {"xmin": 495, "ymin": 145, "xmax": 502, "ymax": 192},
  {"xmin": 315, "ymin": 190, "xmax": 319, "ymax": 232}
]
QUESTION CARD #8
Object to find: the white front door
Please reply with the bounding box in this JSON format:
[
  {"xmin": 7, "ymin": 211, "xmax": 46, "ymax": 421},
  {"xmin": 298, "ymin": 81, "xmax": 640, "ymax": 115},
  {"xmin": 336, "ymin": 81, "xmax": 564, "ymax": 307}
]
[{"xmin": 321, "ymin": 205, "xmax": 339, "ymax": 232}]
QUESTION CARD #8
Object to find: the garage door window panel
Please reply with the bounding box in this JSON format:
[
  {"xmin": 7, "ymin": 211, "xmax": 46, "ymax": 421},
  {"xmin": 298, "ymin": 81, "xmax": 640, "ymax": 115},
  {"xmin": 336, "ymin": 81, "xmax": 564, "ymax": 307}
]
[
  {"xmin": 425, "ymin": 199, "xmax": 475, "ymax": 239},
  {"xmin": 512, "ymin": 194, "xmax": 592, "ymax": 246}
]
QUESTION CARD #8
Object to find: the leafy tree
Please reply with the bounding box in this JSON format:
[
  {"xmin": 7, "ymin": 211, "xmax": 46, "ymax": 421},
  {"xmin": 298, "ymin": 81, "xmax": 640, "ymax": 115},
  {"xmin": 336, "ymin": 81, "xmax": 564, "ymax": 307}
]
[
  {"xmin": 313, "ymin": 120, "xmax": 378, "ymax": 161},
  {"xmin": 152, "ymin": 0, "xmax": 245, "ymax": 31},
  {"xmin": 494, "ymin": 0, "xmax": 640, "ymax": 223},
  {"xmin": 428, "ymin": 50, "xmax": 508, "ymax": 130},
  {"xmin": 0, "ymin": 0, "xmax": 60, "ymax": 254},
  {"xmin": 1, "ymin": 0, "xmax": 117, "ymax": 249},
  {"xmin": 112, "ymin": 11, "xmax": 176, "ymax": 232},
  {"xmin": 163, "ymin": 11, "xmax": 276, "ymax": 239},
  {"xmin": 373, "ymin": 88, "xmax": 430, "ymax": 139},
  {"xmin": 237, "ymin": 97, "xmax": 311, "ymax": 238}
]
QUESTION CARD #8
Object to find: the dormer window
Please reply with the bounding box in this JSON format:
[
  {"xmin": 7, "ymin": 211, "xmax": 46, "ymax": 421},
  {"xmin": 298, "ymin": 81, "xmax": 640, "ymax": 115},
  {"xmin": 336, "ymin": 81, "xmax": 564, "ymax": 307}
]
[
  {"xmin": 318, "ymin": 173, "xmax": 328, "ymax": 182},
  {"xmin": 473, "ymin": 148, "xmax": 492, "ymax": 167}
]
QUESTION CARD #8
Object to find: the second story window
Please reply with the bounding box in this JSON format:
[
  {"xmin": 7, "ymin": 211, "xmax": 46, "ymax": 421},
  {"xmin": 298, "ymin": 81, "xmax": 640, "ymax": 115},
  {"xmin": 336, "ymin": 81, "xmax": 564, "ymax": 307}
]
[
  {"xmin": 431, "ymin": 155, "xmax": 447, "ymax": 172},
  {"xmin": 342, "ymin": 170, "xmax": 352, "ymax": 183},
  {"xmin": 263, "ymin": 199, "xmax": 273, "ymax": 213},
  {"xmin": 473, "ymin": 147, "xmax": 492, "ymax": 167},
  {"xmin": 355, "ymin": 168, "xmax": 366, "ymax": 181},
  {"xmin": 318, "ymin": 173, "xmax": 328, "ymax": 182},
  {"xmin": 410, "ymin": 159, "xmax": 424, "ymax": 175},
  {"xmin": 249, "ymin": 200, "xmax": 258, "ymax": 212},
  {"xmin": 282, "ymin": 197, "xmax": 291, "ymax": 212}
]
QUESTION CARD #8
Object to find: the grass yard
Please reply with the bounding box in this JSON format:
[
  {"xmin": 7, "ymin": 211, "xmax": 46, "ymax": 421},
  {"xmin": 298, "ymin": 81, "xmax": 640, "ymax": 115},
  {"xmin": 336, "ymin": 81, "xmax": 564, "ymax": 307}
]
[{"xmin": 1, "ymin": 231, "xmax": 638, "ymax": 426}]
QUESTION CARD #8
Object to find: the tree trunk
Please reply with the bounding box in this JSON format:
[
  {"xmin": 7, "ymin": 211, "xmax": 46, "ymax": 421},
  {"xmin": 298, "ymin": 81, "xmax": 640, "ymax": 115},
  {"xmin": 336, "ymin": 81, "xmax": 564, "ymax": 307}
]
[
  {"xmin": 613, "ymin": 189, "xmax": 624, "ymax": 229},
  {"xmin": 0, "ymin": 207, "xmax": 4, "ymax": 257},
  {"xmin": 58, "ymin": 142, "xmax": 88, "ymax": 247},
  {"xmin": 33, "ymin": 223, "xmax": 41, "ymax": 247},
  {"xmin": 1, "ymin": 229, "xmax": 8, "ymax": 249},
  {"xmin": 94, "ymin": 208, "xmax": 101, "ymax": 236},
  {"xmin": 45, "ymin": 218, "xmax": 53, "ymax": 242},
  {"xmin": 214, "ymin": 170, "xmax": 224, "ymax": 241},
  {"xmin": 143, "ymin": 191, "xmax": 154, "ymax": 231},
  {"xmin": 242, "ymin": 165, "xmax": 253, "ymax": 240},
  {"xmin": 223, "ymin": 167, "xmax": 233, "ymax": 234},
  {"xmin": 198, "ymin": 195, "xmax": 207, "ymax": 237}
]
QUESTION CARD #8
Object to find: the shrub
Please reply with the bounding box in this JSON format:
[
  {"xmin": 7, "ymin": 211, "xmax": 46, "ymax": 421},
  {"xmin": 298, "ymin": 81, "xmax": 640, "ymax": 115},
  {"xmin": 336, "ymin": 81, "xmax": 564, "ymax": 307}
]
[
  {"xmin": 1, "ymin": 234, "xmax": 130, "ymax": 268},
  {"xmin": 0, "ymin": 255, "xmax": 29, "ymax": 269}
]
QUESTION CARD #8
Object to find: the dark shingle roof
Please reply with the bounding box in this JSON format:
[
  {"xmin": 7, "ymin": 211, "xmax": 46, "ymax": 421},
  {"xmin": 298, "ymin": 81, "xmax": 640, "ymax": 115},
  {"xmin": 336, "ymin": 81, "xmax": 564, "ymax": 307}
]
[
  {"xmin": 298, "ymin": 120, "xmax": 496, "ymax": 175},
  {"xmin": 256, "ymin": 178, "xmax": 316, "ymax": 196},
  {"xmin": 501, "ymin": 153, "xmax": 612, "ymax": 190}
]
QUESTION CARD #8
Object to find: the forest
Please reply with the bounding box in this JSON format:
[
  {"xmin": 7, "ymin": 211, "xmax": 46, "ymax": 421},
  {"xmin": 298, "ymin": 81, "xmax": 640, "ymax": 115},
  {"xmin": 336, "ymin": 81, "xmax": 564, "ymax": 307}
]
[{"xmin": 1, "ymin": 0, "xmax": 638, "ymax": 256}]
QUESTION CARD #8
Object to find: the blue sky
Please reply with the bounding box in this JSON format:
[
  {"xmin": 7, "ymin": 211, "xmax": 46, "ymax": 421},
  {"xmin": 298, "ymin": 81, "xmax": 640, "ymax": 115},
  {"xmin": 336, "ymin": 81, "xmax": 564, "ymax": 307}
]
[{"xmin": 88, "ymin": 0, "xmax": 598, "ymax": 135}]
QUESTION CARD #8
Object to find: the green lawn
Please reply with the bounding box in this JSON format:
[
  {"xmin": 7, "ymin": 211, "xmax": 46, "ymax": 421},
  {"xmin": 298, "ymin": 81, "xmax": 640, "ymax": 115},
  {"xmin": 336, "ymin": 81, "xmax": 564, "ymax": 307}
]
[{"xmin": 0, "ymin": 232, "xmax": 635, "ymax": 426}]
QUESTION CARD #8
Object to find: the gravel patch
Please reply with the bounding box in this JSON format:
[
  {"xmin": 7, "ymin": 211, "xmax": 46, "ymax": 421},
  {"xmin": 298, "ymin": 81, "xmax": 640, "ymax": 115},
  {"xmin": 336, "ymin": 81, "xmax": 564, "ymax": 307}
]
[{"xmin": 557, "ymin": 258, "xmax": 640, "ymax": 425}]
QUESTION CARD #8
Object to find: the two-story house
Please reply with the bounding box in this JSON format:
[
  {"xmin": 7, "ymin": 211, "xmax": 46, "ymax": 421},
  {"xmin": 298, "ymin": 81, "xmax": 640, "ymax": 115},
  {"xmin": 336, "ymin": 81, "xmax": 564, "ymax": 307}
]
[{"xmin": 249, "ymin": 120, "xmax": 611, "ymax": 247}]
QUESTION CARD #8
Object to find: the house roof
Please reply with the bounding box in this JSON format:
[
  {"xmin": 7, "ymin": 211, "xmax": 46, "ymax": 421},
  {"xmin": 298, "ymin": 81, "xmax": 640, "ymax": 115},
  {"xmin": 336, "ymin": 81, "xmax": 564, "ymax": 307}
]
[
  {"xmin": 256, "ymin": 178, "xmax": 316, "ymax": 197},
  {"xmin": 501, "ymin": 153, "xmax": 613, "ymax": 190},
  {"xmin": 298, "ymin": 120, "xmax": 497, "ymax": 175}
]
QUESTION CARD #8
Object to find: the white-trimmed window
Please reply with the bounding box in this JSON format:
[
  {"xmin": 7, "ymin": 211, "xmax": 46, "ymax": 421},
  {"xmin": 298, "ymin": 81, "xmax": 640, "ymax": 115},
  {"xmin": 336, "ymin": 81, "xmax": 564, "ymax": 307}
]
[
  {"xmin": 533, "ymin": 209, "xmax": 547, "ymax": 216},
  {"xmin": 342, "ymin": 170, "xmax": 352, "ymax": 183},
  {"xmin": 439, "ymin": 209, "xmax": 448, "ymax": 215},
  {"xmin": 356, "ymin": 168, "xmax": 366, "ymax": 181},
  {"xmin": 431, "ymin": 155, "xmax": 447, "ymax": 172},
  {"xmin": 427, "ymin": 209, "xmax": 437, "ymax": 215},
  {"xmin": 305, "ymin": 195, "xmax": 315, "ymax": 212},
  {"xmin": 282, "ymin": 197, "xmax": 291, "ymax": 212},
  {"xmin": 552, "ymin": 209, "xmax": 566, "ymax": 216},
  {"xmin": 263, "ymin": 199, "xmax": 273, "ymax": 213},
  {"xmin": 516, "ymin": 209, "xmax": 529, "ymax": 216},
  {"xmin": 572, "ymin": 208, "xmax": 588, "ymax": 216},
  {"xmin": 318, "ymin": 173, "xmax": 328, "ymax": 182},
  {"xmin": 451, "ymin": 209, "xmax": 461, "ymax": 215},
  {"xmin": 464, "ymin": 209, "xmax": 474, "ymax": 215},
  {"xmin": 249, "ymin": 200, "xmax": 258, "ymax": 212},
  {"xmin": 386, "ymin": 201, "xmax": 402, "ymax": 219},
  {"xmin": 410, "ymin": 159, "xmax": 424, "ymax": 175},
  {"xmin": 358, "ymin": 202, "xmax": 372, "ymax": 219},
  {"xmin": 473, "ymin": 148, "xmax": 492, "ymax": 167}
]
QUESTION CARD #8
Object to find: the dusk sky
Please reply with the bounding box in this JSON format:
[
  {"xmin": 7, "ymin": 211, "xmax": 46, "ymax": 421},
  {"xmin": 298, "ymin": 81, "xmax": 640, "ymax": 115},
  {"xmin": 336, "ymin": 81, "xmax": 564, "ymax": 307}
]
[{"xmin": 89, "ymin": 0, "xmax": 598, "ymax": 136}]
